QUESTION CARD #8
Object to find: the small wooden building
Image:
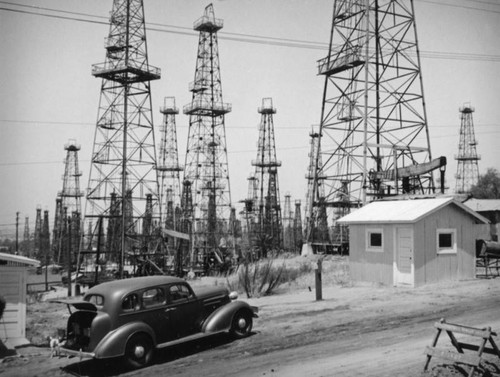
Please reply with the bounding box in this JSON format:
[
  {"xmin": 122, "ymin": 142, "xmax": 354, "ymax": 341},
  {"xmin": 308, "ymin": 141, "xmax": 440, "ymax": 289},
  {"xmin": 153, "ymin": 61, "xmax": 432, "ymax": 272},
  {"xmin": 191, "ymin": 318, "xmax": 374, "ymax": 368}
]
[
  {"xmin": 0, "ymin": 252, "xmax": 40, "ymax": 347},
  {"xmin": 337, "ymin": 197, "xmax": 489, "ymax": 287},
  {"xmin": 464, "ymin": 198, "xmax": 500, "ymax": 241}
]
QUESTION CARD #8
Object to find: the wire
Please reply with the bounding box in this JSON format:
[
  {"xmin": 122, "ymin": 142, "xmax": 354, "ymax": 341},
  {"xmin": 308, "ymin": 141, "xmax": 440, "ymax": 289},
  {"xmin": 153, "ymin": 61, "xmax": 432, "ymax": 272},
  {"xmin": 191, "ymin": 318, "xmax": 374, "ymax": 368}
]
[
  {"xmin": 463, "ymin": 0, "xmax": 500, "ymax": 7},
  {"xmin": 1, "ymin": 119, "xmax": 498, "ymax": 130},
  {"xmin": 1, "ymin": 3, "xmax": 499, "ymax": 61},
  {"xmin": 0, "ymin": 1, "xmax": 328, "ymax": 47},
  {"xmin": 417, "ymin": 0, "xmax": 500, "ymax": 13}
]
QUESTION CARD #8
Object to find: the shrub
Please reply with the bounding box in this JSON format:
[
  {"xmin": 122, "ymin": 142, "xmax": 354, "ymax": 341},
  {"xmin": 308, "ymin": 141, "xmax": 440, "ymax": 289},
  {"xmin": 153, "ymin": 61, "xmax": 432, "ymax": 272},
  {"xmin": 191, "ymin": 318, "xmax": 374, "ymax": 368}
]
[{"xmin": 237, "ymin": 258, "xmax": 287, "ymax": 298}]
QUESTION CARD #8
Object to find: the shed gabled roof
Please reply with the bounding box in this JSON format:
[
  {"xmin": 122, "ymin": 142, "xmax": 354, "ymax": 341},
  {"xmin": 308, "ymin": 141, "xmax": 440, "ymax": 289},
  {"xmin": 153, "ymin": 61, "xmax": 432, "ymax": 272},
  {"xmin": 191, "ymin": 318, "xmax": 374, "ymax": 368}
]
[
  {"xmin": 337, "ymin": 197, "xmax": 489, "ymax": 224},
  {"xmin": 0, "ymin": 252, "xmax": 40, "ymax": 267},
  {"xmin": 463, "ymin": 198, "xmax": 500, "ymax": 212}
]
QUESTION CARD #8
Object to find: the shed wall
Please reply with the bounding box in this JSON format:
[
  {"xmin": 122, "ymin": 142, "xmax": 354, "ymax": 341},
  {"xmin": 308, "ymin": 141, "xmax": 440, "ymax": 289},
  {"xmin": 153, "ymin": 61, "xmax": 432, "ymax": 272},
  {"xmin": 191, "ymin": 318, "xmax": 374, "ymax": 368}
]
[
  {"xmin": 414, "ymin": 205, "xmax": 477, "ymax": 285},
  {"xmin": 0, "ymin": 267, "xmax": 27, "ymax": 343},
  {"xmin": 348, "ymin": 224, "xmax": 394, "ymax": 285}
]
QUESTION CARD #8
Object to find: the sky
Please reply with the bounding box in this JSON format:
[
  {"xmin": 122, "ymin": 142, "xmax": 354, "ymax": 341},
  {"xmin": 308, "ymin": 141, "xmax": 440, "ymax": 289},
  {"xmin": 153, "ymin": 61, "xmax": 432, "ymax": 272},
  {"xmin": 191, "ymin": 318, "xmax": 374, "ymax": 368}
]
[{"xmin": 0, "ymin": 0, "xmax": 499, "ymax": 240}]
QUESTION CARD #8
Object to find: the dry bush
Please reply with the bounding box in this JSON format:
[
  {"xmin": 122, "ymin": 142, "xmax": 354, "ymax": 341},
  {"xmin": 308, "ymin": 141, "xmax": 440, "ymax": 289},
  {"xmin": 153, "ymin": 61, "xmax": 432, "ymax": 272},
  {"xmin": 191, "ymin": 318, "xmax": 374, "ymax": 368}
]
[
  {"xmin": 234, "ymin": 258, "xmax": 287, "ymax": 298},
  {"xmin": 228, "ymin": 256, "xmax": 317, "ymax": 298},
  {"xmin": 225, "ymin": 255, "xmax": 351, "ymax": 297}
]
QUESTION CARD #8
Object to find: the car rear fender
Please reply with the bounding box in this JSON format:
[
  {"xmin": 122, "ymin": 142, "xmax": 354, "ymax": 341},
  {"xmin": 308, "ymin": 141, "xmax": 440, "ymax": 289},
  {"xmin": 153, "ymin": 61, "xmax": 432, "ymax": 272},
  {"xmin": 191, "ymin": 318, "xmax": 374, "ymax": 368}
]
[
  {"xmin": 201, "ymin": 301, "xmax": 255, "ymax": 333},
  {"xmin": 93, "ymin": 321, "xmax": 156, "ymax": 359}
]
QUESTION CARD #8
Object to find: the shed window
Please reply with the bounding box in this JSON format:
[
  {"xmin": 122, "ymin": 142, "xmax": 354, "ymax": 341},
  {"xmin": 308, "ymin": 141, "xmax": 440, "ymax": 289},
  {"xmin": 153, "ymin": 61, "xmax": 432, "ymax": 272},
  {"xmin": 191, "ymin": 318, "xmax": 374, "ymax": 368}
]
[
  {"xmin": 366, "ymin": 228, "xmax": 384, "ymax": 252},
  {"xmin": 436, "ymin": 229, "xmax": 457, "ymax": 254}
]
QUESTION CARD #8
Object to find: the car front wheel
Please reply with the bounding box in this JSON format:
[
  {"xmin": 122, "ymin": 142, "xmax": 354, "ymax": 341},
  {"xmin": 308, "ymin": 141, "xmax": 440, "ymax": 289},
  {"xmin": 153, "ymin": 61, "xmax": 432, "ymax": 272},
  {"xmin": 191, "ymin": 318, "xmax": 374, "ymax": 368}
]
[
  {"xmin": 124, "ymin": 333, "xmax": 154, "ymax": 369},
  {"xmin": 230, "ymin": 310, "xmax": 253, "ymax": 339}
]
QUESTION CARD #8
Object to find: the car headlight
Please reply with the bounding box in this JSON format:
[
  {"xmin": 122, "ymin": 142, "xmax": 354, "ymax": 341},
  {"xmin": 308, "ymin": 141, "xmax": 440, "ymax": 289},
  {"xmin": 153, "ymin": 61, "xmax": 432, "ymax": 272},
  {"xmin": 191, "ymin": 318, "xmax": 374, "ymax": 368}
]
[{"xmin": 229, "ymin": 291, "xmax": 238, "ymax": 300}]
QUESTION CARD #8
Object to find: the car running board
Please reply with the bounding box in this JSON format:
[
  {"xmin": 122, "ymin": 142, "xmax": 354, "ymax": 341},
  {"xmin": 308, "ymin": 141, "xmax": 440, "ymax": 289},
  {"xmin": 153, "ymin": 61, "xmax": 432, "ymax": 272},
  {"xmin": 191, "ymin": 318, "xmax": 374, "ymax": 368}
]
[{"xmin": 155, "ymin": 331, "xmax": 226, "ymax": 349}]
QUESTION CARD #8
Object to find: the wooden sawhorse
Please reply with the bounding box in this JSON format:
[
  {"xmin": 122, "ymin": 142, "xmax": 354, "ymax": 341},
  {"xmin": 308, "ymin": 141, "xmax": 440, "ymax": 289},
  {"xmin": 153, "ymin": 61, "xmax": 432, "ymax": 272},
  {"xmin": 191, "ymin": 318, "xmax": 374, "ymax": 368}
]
[{"xmin": 424, "ymin": 318, "xmax": 500, "ymax": 377}]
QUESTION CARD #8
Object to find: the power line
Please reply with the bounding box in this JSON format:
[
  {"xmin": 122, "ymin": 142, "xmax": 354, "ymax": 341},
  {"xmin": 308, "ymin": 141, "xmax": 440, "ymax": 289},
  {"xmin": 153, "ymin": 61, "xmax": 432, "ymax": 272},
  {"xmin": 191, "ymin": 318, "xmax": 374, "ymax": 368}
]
[
  {"xmin": 465, "ymin": 0, "xmax": 500, "ymax": 7},
  {"xmin": 1, "ymin": 3, "xmax": 499, "ymax": 62},
  {"xmin": 0, "ymin": 1, "xmax": 328, "ymax": 47},
  {"xmin": 1, "ymin": 118, "xmax": 498, "ymax": 130},
  {"xmin": 417, "ymin": 0, "xmax": 500, "ymax": 13}
]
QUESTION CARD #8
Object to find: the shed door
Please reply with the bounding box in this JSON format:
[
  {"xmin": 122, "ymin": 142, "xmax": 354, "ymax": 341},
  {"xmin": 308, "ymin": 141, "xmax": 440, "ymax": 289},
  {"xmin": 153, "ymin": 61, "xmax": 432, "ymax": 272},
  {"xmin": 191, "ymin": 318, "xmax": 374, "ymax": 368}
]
[{"xmin": 395, "ymin": 228, "xmax": 414, "ymax": 286}]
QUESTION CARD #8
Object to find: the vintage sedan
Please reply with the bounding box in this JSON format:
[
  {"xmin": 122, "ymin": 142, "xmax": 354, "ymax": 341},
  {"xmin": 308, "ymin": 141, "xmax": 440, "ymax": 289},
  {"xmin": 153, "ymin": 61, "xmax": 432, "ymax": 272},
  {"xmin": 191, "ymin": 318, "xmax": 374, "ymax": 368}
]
[{"xmin": 56, "ymin": 276, "xmax": 258, "ymax": 369}]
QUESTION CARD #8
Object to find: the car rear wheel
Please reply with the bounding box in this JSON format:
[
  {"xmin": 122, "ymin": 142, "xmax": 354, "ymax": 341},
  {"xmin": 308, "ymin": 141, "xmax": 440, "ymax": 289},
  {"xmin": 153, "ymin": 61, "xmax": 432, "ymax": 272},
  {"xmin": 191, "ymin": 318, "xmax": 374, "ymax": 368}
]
[
  {"xmin": 230, "ymin": 310, "xmax": 253, "ymax": 339},
  {"xmin": 124, "ymin": 333, "xmax": 154, "ymax": 369}
]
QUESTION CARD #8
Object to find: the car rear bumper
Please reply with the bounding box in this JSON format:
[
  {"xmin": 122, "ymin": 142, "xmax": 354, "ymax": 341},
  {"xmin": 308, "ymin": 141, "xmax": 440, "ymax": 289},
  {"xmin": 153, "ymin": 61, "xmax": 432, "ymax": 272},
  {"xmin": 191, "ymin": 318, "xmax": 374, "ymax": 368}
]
[{"xmin": 60, "ymin": 347, "xmax": 95, "ymax": 359}]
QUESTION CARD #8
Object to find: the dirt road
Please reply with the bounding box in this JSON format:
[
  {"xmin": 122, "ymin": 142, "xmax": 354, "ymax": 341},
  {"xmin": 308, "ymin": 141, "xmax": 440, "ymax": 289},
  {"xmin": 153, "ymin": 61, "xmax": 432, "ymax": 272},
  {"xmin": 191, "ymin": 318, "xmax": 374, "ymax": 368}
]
[{"xmin": 2, "ymin": 278, "xmax": 499, "ymax": 377}]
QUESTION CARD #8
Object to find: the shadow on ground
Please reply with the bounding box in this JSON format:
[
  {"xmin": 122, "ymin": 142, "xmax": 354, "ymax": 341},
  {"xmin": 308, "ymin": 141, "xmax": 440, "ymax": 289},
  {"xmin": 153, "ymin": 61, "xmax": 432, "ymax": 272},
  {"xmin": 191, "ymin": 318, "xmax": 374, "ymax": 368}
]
[{"xmin": 62, "ymin": 333, "xmax": 255, "ymax": 376}]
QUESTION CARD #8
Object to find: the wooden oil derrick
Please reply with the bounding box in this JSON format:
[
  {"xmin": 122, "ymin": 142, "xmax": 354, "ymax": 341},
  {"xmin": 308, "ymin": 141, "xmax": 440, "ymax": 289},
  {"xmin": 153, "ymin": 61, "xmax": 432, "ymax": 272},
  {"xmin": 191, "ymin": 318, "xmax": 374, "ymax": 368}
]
[
  {"xmin": 183, "ymin": 4, "xmax": 234, "ymax": 273},
  {"xmin": 251, "ymin": 98, "xmax": 283, "ymax": 257},
  {"xmin": 82, "ymin": 0, "xmax": 161, "ymax": 277}
]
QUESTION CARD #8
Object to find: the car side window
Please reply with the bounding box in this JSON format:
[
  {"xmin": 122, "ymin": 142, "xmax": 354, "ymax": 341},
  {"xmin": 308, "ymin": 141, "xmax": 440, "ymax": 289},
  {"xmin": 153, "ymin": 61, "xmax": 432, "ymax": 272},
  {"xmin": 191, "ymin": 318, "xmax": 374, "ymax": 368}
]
[
  {"xmin": 169, "ymin": 284, "xmax": 192, "ymax": 303},
  {"xmin": 142, "ymin": 288, "xmax": 166, "ymax": 309},
  {"xmin": 122, "ymin": 293, "xmax": 140, "ymax": 312}
]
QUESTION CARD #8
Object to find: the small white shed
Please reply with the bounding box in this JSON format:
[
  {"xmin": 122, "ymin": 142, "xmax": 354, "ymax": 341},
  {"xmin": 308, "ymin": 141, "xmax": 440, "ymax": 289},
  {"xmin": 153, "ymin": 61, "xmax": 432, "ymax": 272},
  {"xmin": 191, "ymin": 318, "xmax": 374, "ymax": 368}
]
[
  {"xmin": 0, "ymin": 252, "xmax": 40, "ymax": 347},
  {"xmin": 337, "ymin": 197, "xmax": 489, "ymax": 287}
]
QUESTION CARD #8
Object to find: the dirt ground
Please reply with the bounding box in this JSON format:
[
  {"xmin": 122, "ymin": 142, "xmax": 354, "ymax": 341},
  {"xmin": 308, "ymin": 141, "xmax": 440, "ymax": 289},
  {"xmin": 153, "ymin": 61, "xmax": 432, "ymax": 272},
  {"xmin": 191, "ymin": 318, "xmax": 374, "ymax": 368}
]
[{"xmin": 1, "ymin": 264, "xmax": 499, "ymax": 377}]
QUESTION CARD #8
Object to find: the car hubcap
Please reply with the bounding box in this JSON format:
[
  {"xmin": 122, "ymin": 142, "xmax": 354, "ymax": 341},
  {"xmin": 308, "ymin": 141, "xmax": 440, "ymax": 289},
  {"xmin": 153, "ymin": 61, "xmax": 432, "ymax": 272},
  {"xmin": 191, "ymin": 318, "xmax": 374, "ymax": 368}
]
[
  {"xmin": 134, "ymin": 345, "xmax": 145, "ymax": 358},
  {"xmin": 238, "ymin": 317, "xmax": 247, "ymax": 329}
]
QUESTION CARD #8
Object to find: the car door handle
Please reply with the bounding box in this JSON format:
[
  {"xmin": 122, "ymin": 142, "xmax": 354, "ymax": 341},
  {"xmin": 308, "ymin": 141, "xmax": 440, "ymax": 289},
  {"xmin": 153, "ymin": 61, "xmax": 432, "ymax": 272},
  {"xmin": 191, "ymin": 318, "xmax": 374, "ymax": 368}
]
[{"xmin": 165, "ymin": 308, "xmax": 177, "ymax": 313}]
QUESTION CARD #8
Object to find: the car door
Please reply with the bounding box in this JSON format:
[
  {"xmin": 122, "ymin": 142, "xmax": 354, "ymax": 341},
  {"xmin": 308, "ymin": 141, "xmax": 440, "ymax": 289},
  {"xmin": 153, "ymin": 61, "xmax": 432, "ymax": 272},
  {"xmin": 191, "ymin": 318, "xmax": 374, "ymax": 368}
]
[
  {"xmin": 137, "ymin": 287, "xmax": 170, "ymax": 344},
  {"xmin": 164, "ymin": 283, "xmax": 202, "ymax": 340}
]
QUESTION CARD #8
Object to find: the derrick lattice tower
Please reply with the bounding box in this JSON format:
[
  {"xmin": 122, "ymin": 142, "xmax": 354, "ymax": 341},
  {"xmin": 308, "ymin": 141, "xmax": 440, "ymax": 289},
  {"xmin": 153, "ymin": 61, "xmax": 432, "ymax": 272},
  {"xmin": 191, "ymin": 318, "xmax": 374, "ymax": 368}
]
[
  {"xmin": 82, "ymin": 0, "xmax": 160, "ymax": 275},
  {"xmin": 157, "ymin": 97, "xmax": 183, "ymax": 230},
  {"xmin": 41, "ymin": 210, "xmax": 51, "ymax": 263},
  {"xmin": 53, "ymin": 140, "xmax": 83, "ymax": 264},
  {"xmin": 304, "ymin": 127, "xmax": 330, "ymax": 249},
  {"xmin": 34, "ymin": 206, "xmax": 42, "ymax": 257},
  {"xmin": 307, "ymin": 0, "xmax": 435, "ymax": 243},
  {"xmin": 183, "ymin": 4, "xmax": 234, "ymax": 271},
  {"xmin": 293, "ymin": 200, "xmax": 303, "ymax": 253},
  {"xmin": 22, "ymin": 216, "xmax": 31, "ymax": 257},
  {"xmin": 282, "ymin": 193, "xmax": 294, "ymax": 252},
  {"xmin": 177, "ymin": 180, "xmax": 193, "ymax": 275},
  {"xmin": 251, "ymin": 98, "xmax": 283, "ymax": 255},
  {"xmin": 455, "ymin": 103, "xmax": 480, "ymax": 194},
  {"xmin": 240, "ymin": 174, "xmax": 258, "ymax": 255}
]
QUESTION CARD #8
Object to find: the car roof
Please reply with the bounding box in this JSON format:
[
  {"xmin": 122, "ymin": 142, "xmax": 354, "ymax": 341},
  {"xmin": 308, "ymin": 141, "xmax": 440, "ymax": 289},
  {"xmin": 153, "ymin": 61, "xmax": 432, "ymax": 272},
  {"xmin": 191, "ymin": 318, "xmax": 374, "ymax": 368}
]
[{"xmin": 86, "ymin": 275, "xmax": 186, "ymax": 300}]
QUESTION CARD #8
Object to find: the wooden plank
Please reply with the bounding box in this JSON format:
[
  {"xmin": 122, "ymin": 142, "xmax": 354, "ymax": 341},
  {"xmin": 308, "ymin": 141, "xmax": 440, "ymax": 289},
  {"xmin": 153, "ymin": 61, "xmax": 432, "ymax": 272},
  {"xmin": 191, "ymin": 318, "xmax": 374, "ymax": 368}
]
[
  {"xmin": 489, "ymin": 337, "xmax": 500, "ymax": 357},
  {"xmin": 162, "ymin": 228, "xmax": 189, "ymax": 240},
  {"xmin": 424, "ymin": 346, "xmax": 481, "ymax": 366},
  {"xmin": 435, "ymin": 322, "xmax": 492, "ymax": 339},
  {"xmin": 458, "ymin": 341, "xmax": 500, "ymax": 356},
  {"xmin": 446, "ymin": 330, "xmax": 464, "ymax": 353},
  {"xmin": 424, "ymin": 328, "xmax": 442, "ymax": 371}
]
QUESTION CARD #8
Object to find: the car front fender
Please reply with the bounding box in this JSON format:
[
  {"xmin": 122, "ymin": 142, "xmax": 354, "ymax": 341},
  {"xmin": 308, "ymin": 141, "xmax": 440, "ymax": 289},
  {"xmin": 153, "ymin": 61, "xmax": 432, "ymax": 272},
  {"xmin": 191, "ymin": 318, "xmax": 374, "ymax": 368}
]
[
  {"xmin": 93, "ymin": 321, "xmax": 156, "ymax": 359},
  {"xmin": 201, "ymin": 301, "xmax": 255, "ymax": 333}
]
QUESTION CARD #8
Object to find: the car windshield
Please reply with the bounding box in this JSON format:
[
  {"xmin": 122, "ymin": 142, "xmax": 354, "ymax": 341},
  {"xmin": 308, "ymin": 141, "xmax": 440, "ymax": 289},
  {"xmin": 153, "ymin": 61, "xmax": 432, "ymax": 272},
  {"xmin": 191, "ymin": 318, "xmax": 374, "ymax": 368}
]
[{"xmin": 85, "ymin": 294, "xmax": 105, "ymax": 309}]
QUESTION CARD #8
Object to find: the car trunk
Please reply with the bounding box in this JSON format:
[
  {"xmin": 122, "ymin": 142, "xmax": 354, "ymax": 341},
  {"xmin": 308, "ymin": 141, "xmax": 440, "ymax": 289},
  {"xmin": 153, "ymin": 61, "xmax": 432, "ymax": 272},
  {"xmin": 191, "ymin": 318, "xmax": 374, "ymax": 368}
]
[
  {"xmin": 53, "ymin": 301, "xmax": 99, "ymax": 352},
  {"xmin": 64, "ymin": 309, "xmax": 98, "ymax": 352}
]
